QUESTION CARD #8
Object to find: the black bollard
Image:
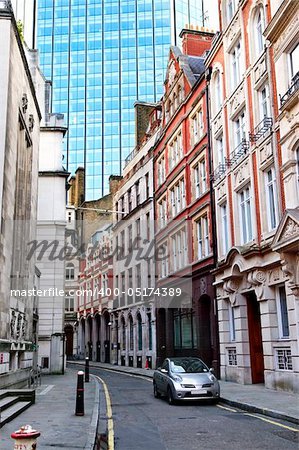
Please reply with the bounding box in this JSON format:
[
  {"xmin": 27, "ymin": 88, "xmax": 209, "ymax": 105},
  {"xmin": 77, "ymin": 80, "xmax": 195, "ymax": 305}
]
[
  {"xmin": 85, "ymin": 356, "xmax": 90, "ymax": 383},
  {"xmin": 75, "ymin": 371, "xmax": 84, "ymax": 416}
]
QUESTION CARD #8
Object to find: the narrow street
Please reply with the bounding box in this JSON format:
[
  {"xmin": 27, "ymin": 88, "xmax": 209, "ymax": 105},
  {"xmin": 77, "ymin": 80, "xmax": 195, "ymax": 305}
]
[{"xmin": 89, "ymin": 367, "xmax": 299, "ymax": 450}]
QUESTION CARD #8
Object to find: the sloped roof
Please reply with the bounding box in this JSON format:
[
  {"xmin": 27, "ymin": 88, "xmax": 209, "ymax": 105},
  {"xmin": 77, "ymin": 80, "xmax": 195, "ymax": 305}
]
[{"xmin": 187, "ymin": 56, "xmax": 205, "ymax": 80}]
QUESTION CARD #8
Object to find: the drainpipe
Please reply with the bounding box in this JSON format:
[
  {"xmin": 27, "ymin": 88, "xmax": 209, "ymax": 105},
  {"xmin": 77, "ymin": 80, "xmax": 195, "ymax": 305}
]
[{"xmin": 205, "ymin": 66, "xmax": 220, "ymax": 377}]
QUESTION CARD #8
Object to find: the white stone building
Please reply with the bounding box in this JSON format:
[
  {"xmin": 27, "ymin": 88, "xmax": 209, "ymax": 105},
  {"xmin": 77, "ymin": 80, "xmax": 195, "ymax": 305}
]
[
  {"xmin": 35, "ymin": 104, "xmax": 68, "ymax": 374},
  {"xmin": 112, "ymin": 103, "xmax": 161, "ymax": 369},
  {"xmin": 0, "ymin": 1, "xmax": 41, "ymax": 388},
  {"xmin": 265, "ymin": 0, "xmax": 299, "ymax": 392},
  {"xmin": 206, "ymin": 0, "xmax": 298, "ymax": 393}
]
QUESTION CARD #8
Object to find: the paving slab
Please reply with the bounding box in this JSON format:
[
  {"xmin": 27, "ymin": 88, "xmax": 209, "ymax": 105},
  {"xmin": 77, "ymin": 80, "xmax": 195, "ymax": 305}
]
[{"xmin": 0, "ymin": 369, "xmax": 99, "ymax": 449}]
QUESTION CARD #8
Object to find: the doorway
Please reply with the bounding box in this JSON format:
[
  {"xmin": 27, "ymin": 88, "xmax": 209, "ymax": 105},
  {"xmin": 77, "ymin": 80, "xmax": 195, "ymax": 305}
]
[
  {"xmin": 247, "ymin": 292, "xmax": 264, "ymax": 383},
  {"xmin": 64, "ymin": 325, "xmax": 74, "ymax": 358}
]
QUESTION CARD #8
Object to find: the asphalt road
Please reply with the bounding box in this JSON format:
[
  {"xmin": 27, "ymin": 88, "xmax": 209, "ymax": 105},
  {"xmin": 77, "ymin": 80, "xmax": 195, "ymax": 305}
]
[{"xmin": 89, "ymin": 367, "xmax": 299, "ymax": 450}]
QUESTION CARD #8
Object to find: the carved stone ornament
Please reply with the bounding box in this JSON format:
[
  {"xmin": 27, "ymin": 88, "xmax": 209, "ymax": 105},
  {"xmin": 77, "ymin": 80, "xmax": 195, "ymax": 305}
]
[
  {"xmin": 199, "ymin": 278, "xmax": 207, "ymax": 295},
  {"xmin": 281, "ymin": 252, "xmax": 299, "ymax": 298},
  {"xmin": 281, "ymin": 218, "xmax": 299, "ymax": 240},
  {"xmin": 230, "ymin": 84, "xmax": 245, "ymax": 116},
  {"xmin": 274, "ymin": 12, "xmax": 299, "ymax": 59},
  {"xmin": 247, "ymin": 270, "xmax": 267, "ymax": 300},
  {"xmin": 223, "ymin": 279, "xmax": 240, "ymax": 305},
  {"xmin": 234, "ymin": 161, "xmax": 249, "ymax": 186},
  {"xmin": 226, "ymin": 12, "xmax": 240, "ymax": 45},
  {"xmin": 253, "ymin": 56, "xmax": 266, "ymax": 86},
  {"xmin": 168, "ymin": 61, "xmax": 176, "ymax": 87},
  {"xmin": 10, "ymin": 310, "xmax": 16, "ymax": 338},
  {"xmin": 28, "ymin": 114, "xmax": 35, "ymax": 132},
  {"xmin": 22, "ymin": 93, "xmax": 28, "ymax": 113}
]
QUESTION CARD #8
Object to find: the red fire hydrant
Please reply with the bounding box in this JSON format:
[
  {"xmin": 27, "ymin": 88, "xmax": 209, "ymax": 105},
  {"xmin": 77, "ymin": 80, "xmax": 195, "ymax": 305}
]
[{"xmin": 11, "ymin": 425, "xmax": 40, "ymax": 449}]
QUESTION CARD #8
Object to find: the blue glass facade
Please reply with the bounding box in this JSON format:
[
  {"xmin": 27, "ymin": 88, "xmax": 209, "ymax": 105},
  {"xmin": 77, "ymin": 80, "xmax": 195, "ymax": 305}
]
[{"xmin": 37, "ymin": 0, "xmax": 203, "ymax": 199}]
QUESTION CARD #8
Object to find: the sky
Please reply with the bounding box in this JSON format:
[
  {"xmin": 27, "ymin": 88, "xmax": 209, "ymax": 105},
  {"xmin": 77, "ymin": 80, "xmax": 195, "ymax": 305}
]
[{"xmin": 206, "ymin": 0, "xmax": 220, "ymax": 31}]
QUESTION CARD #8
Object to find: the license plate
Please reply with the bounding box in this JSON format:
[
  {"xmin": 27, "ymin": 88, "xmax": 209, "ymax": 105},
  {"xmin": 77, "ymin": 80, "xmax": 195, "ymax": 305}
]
[{"xmin": 192, "ymin": 389, "xmax": 207, "ymax": 395}]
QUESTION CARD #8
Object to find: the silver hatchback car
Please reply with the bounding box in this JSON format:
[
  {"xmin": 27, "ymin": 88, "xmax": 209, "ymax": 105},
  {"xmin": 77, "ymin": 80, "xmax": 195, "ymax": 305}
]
[{"xmin": 153, "ymin": 357, "xmax": 220, "ymax": 404}]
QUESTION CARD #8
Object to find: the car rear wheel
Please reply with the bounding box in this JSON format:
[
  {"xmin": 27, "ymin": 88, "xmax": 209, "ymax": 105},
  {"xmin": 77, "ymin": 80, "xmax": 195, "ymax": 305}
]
[
  {"xmin": 167, "ymin": 387, "xmax": 175, "ymax": 405},
  {"xmin": 153, "ymin": 382, "xmax": 161, "ymax": 398}
]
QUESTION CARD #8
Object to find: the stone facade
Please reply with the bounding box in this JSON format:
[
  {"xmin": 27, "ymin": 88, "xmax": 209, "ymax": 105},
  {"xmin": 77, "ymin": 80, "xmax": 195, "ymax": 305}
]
[
  {"xmin": 205, "ymin": 0, "xmax": 298, "ymax": 393},
  {"xmin": 0, "ymin": 2, "xmax": 41, "ymax": 387},
  {"xmin": 111, "ymin": 105, "xmax": 161, "ymax": 369}
]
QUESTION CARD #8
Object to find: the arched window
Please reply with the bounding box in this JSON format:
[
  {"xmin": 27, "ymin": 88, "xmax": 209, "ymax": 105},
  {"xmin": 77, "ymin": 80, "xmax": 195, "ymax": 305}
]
[
  {"xmin": 173, "ymin": 92, "xmax": 178, "ymax": 110},
  {"xmin": 214, "ymin": 70, "xmax": 222, "ymax": 114},
  {"xmin": 254, "ymin": 6, "xmax": 265, "ymax": 57},
  {"xmin": 137, "ymin": 314, "xmax": 142, "ymax": 351},
  {"xmin": 178, "ymin": 85, "xmax": 184, "ymax": 103},
  {"xmin": 66, "ymin": 263, "xmax": 75, "ymax": 280},
  {"xmin": 129, "ymin": 315, "xmax": 134, "ymax": 351}
]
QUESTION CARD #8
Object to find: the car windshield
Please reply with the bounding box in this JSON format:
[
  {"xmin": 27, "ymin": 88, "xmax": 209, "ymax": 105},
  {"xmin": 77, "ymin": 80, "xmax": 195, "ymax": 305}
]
[{"xmin": 169, "ymin": 358, "xmax": 208, "ymax": 374}]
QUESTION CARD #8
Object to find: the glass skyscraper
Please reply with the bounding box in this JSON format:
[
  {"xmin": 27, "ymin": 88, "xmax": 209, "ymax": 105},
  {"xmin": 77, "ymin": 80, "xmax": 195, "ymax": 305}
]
[{"xmin": 37, "ymin": 0, "xmax": 203, "ymax": 199}]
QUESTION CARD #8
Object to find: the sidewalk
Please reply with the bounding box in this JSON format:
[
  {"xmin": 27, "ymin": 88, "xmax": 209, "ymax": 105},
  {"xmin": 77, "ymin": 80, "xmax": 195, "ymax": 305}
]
[
  {"xmin": 0, "ymin": 369, "xmax": 100, "ymax": 449},
  {"xmin": 68, "ymin": 360, "xmax": 299, "ymax": 425}
]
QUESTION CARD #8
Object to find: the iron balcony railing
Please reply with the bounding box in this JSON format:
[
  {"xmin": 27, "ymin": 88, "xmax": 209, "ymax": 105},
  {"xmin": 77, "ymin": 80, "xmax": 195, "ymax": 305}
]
[
  {"xmin": 124, "ymin": 145, "xmax": 140, "ymax": 167},
  {"xmin": 212, "ymin": 161, "xmax": 227, "ymax": 182},
  {"xmin": 280, "ymin": 71, "xmax": 299, "ymax": 107},
  {"xmin": 228, "ymin": 139, "xmax": 250, "ymax": 168},
  {"xmin": 249, "ymin": 117, "xmax": 273, "ymax": 142}
]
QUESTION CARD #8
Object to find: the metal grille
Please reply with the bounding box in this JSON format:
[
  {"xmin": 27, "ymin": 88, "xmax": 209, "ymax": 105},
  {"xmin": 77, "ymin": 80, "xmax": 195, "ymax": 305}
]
[
  {"xmin": 276, "ymin": 348, "xmax": 292, "ymax": 371},
  {"xmin": 227, "ymin": 348, "xmax": 237, "ymax": 366}
]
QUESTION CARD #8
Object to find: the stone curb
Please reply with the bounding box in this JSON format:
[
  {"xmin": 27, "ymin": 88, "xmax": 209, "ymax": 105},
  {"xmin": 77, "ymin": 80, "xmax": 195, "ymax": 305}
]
[
  {"xmin": 67, "ymin": 362, "xmax": 299, "ymax": 426},
  {"xmin": 219, "ymin": 398, "xmax": 299, "ymax": 426},
  {"xmin": 84, "ymin": 375, "xmax": 101, "ymax": 450}
]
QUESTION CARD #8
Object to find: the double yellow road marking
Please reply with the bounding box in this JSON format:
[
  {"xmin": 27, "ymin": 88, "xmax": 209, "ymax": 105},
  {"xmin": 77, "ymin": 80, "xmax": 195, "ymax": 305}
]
[{"xmin": 94, "ymin": 374, "xmax": 115, "ymax": 450}]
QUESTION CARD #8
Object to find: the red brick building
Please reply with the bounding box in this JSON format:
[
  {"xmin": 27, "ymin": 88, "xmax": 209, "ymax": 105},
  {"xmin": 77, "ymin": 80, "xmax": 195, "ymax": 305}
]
[{"xmin": 154, "ymin": 29, "xmax": 219, "ymax": 371}]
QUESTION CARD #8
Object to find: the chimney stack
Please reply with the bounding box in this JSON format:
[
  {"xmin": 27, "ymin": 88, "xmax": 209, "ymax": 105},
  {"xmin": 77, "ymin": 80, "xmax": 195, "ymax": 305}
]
[{"xmin": 179, "ymin": 27, "xmax": 214, "ymax": 57}]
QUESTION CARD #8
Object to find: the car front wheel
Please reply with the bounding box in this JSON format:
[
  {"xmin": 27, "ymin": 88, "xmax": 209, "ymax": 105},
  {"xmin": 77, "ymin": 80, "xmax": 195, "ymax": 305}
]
[
  {"xmin": 153, "ymin": 382, "xmax": 161, "ymax": 398},
  {"xmin": 167, "ymin": 386, "xmax": 175, "ymax": 405}
]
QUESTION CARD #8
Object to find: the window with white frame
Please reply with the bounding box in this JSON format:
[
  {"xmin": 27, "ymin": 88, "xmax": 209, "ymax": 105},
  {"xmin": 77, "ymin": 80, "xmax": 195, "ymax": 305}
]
[
  {"xmin": 159, "ymin": 243, "xmax": 169, "ymax": 278},
  {"xmin": 259, "ymin": 84, "xmax": 270, "ymax": 120},
  {"xmin": 276, "ymin": 285, "xmax": 290, "ymax": 338},
  {"xmin": 234, "ymin": 110, "xmax": 246, "ymax": 147},
  {"xmin": 216, "ymin": 135, "xmax": 225, "ymax": 166},
  {"xmin": 254, "ymin": 6, "xmax": 265, "ymax": 57},
  {"xmin": 196, "ymin": 215, "xmax": 210, "ymax": 260},
  {"xmin": 239, "ymin": 186, "xmax": 253, "ymax": 244},
  {"xmin": 276, "ymin": 348, "xmax": 292, "ymax": 371},
  {"xmin": 231, "ymin": 40, "xmax": 242, "ymax": 90},
  {"xmin": 228, "ymin": 303, "xmax": 236, "ymax": 341},
  {"xmin": 65, "ymin": 295, "xmax": 74, "ymax": 312},
  {"xmin": 169, "ymin": 132, "xmax": 183, "ymax": 170},
  {"xmin": 289, "ymin": 43, "xmax": 299, "ymax": 81},
  {"xmin": 170, "ymin": 178, "xmax": 186, "ymax": 217},
  {"xmin": 214, "ymin": 70, "xmax": 222, "ymax": 113},
  {"xmin": 265, "ymin": 166, "xmax": 278, "ymax": 231},
  {"xmin": 66, "ymin": 263, "xmax": 75, "ymax": 280},
  {"xmin": 157, "ymin": 156, "xmax": 165, "ymax": 186},
  {"xmin": 193, "ymin": 159, "xmax": 207, "ymax": 198},
  {"xmin": 191, "ymin": 107, "xmax": 204, "ymax": 146},
  {"xmin": 220, "ymin": 202, "xmax": 229, "ymax": 254},
  {"xmin": 135, "ymin": 180, "xmax": 141, "ymax": 206},
  {"xmin": 171, "ymin": 228, "xmax": 187, "ymax": 272},
  {"xmin": 102, "ymin": 273, "xmax": 108, "ymax": 292},
  {"xmin": 158, "ymin": 196, "xmax": 167, "ymax": 228},
  {"xmin": 227, "ymin": 0, "xmax": 236, "ymax": 23}
]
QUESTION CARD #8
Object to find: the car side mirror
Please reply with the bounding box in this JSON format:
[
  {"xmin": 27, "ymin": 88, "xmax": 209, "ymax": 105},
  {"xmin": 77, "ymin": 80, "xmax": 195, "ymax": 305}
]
[
  {"xmin": 209, "ymin": 367, "xmax": 215, "ymax": 373},
  {"xmin": 160, "ymin": 368, "xmax": 168, "ymax": 374}
]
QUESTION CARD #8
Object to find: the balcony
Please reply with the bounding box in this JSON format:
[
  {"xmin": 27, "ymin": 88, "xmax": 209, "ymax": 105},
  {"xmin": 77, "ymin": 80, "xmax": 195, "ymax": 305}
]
[
  {"xmin": 249, "ymin": 117, "xmax": 273, "ymax": 143},
  {"xmin": 124, "ymin": 145, "xmax": 140, "ymax": 168},
  {"xmin": 228, "ymin": 139, "xmax": 250, "ymax": 168},
  {"xmin": 280, "ymin": 71, "xmax": 299, "ymax": 108},
  {"xmin": 212, "ymin": 162, "xmax": 227, "ymax": 182}
]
